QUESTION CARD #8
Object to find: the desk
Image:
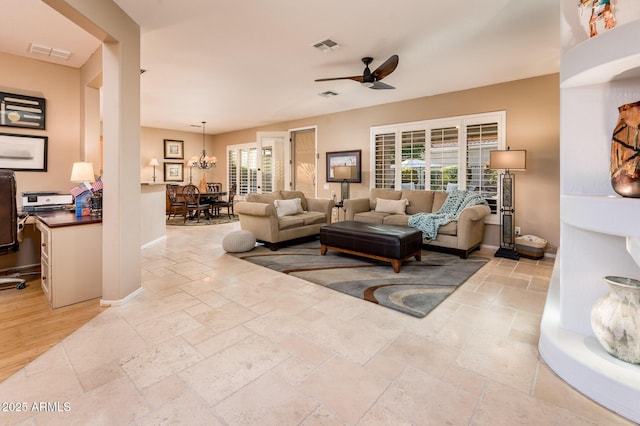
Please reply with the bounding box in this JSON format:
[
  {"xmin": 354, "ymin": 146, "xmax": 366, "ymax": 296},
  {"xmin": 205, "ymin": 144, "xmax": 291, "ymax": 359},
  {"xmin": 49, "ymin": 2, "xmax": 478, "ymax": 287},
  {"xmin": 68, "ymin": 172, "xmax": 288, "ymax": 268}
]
[{"xmin": 35, "ymin": 211, "xmax": 102, "ymax": 309}]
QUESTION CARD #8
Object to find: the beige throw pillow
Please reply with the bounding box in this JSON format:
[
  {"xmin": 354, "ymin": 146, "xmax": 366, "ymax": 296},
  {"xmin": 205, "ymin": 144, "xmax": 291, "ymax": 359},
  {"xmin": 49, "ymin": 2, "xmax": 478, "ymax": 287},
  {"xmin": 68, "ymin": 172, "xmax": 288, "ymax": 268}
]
[
  {"xmin": 274, "ymin": 198, "xmax": 304, "ymax": 217},
  {"xmin": 375, "ymin": 198, "xmax": 409, "ymax": 215}
]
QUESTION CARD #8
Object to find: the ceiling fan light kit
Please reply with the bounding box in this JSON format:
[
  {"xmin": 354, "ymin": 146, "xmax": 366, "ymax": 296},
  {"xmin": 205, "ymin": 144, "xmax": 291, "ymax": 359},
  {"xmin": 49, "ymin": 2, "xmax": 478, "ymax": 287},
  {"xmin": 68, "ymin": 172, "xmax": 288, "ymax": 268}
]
[{"xmin": 315, "ymin": 55, "xmax": 399, "ymax": 90}]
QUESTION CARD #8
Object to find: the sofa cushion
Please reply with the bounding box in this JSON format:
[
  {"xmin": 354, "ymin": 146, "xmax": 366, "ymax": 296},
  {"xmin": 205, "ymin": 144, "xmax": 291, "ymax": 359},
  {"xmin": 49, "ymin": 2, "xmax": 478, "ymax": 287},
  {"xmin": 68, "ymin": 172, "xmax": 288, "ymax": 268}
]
[
  {"xmin": 432, "ymin": 191, "xmax": 449, "ymax": 212},
  {"xmin": 437, "ymin": 221, "xmax": 457, "ymax": 236},
  {"xmin": 246, "ymin": 192, "xmax": 282, "ymax": 204},
  {"xmin": 382, "ymin": 214, "xmax": 410, "ymax": 227},
  {"xmin": 353, "ymin": 211, "xmax": 388, "ymax": 224},
  {"xmin": 298, "ymin": 211, "xmax": 327, "ymax": 226},
  {"xmin": 278, "ymin": 215, "xmax": 304, "ymax": 230},
  {"xmin": 274, "ymin": 198, "xmax": 303, "ymax": 217},
  {"xmin": 369, "ymin": 188, "xmax": 402, "ymax": 210},
  {"xmin": 402, "ymin": 190, "xmax": 435, "ymax": 215},
  {"xmin": 375, "ymin": 198, "xmax": 409, "ymax": 215},
  {"xmin": 280, "ymin": 190, "xmax": 308, "ymax": 211}
]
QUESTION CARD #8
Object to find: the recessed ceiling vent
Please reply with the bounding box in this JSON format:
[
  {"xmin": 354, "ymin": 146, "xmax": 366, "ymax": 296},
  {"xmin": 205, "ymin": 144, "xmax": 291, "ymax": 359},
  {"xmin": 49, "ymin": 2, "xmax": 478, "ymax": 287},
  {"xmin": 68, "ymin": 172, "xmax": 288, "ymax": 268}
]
[
  {"xmin": 29, "ymin": 43, "xmax": 71, "ymax": 60},
  {"xmin": 318, "ymin": 90, "xmax": 338, "ymax": 97},
  {"xmin": 312, "ymin": 38, "xmax": 340, "ymax": 53}
]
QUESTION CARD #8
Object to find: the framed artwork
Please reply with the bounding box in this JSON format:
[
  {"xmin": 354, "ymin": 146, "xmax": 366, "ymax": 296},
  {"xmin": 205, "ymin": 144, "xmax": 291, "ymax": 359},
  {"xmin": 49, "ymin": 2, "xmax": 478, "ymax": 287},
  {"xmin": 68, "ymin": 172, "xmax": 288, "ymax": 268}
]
[
  {"xmin": 0, "ymin": 132, "xmax": 48, "ymax": 171},
  {"xmin": 326, "ymin": 150, "xmax": 361, "ymax": 183},
  {"xmin": 164, "ymin": 162, "xmax": 184, "ymax": 182},
  {"xmin": 0, "ymin": 92, "xmax": 46, "ymax": 130},
  {"xmin": 164, "ymin": 139, "xmax": 184, "ymax": 159}
]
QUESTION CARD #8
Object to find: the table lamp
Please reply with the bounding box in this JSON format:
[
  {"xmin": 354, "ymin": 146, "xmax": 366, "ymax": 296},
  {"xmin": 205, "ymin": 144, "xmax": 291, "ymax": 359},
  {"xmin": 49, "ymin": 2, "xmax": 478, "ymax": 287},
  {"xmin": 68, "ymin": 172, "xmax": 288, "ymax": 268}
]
[
  {"xmin": 334, "ymin": 165, "xmax": 356, "ymax": 202},
  {"xmin": 149, "ymin": 157, "xmax": 160, "ymax": 182},
  {"xmin": 489, "ymin": 147, "xmax": 526, "ymax": 260}
]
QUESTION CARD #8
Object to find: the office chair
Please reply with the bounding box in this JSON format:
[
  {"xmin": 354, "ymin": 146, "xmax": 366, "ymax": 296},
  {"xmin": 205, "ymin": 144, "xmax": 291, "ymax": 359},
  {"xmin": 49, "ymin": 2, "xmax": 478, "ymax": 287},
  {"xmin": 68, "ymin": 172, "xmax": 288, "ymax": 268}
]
[{"xmin": 0, "ymin": 169, "xmax": 27, "ymax": 290}]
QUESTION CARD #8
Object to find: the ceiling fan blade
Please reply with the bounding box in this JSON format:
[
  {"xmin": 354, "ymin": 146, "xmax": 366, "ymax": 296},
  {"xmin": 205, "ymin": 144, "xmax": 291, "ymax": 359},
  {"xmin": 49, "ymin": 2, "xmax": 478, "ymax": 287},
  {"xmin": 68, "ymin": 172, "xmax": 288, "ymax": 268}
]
[
  {"xmin": 315, "ymin": 75, "xmax": 363, "ymax": 83},
  {"xmin": 371, "ymin": 55, "xmax": 399, "ymax": 81},
  {"xmin": 369, "ymin": 81, "xmax": 395, "ymax": 90}
]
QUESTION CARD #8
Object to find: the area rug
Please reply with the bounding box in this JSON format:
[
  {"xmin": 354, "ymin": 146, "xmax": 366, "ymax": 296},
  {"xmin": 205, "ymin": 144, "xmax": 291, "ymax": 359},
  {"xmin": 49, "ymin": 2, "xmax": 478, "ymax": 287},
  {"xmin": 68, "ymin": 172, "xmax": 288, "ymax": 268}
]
[
  {"xmin": 232, "ymin": 239, "xmax": 488, "ymax": 318},
  {"xmin": 166, "ymin": 215, "xmax": 239, "ymax": 226}
]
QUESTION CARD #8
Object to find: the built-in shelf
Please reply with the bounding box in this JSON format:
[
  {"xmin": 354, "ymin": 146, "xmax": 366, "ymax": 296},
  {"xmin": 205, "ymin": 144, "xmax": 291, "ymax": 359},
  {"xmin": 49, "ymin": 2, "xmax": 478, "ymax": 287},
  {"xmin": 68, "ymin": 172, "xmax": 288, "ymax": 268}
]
[
  {"xmin": 561, "ymin": 21, "xmax": 640, "ymax": 88},
  {"xmin": 561, "ymin": 194, "xmax": 640, "ymax": 237}
]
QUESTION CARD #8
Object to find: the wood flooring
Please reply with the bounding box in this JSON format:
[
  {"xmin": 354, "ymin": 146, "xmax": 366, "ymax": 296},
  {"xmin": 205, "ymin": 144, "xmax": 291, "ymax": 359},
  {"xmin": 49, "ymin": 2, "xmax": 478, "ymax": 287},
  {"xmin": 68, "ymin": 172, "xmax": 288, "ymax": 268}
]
[{"xmin": 0, "ymin": 277, "xmax": 106, "ymax": 382}]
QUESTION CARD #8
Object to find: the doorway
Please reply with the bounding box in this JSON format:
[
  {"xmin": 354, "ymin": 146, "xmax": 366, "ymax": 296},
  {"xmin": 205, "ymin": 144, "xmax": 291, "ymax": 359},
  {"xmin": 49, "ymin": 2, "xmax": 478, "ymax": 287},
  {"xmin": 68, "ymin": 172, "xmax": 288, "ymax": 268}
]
[{"xmin": 290, "ymin": 127, "xmax": 316, "ymax": 197}]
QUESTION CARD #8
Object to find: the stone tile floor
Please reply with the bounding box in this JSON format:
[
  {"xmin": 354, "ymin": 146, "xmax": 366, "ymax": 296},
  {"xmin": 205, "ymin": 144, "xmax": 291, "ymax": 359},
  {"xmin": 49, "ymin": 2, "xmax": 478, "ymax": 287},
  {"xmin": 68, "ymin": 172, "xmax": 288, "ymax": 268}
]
[{"xmin": 0, "ymin": 222, "xmax": 634, "ymax": 425}]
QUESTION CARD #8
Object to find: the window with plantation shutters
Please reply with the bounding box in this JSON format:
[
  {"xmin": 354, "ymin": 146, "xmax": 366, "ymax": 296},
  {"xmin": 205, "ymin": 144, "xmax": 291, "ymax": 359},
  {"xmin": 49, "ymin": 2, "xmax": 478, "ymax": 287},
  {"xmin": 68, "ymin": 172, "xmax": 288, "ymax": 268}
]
[
  {"xmin": 261, "ymin": 147, "xmax": 273, "ymax": 194},
  {"xmin": 370, "ymin": 111, "xmax": 505, "ymax": 224},
  {"xmin": 401, "ymin": 130, "xmax": 426, "ymax": 190},
  {"xmin": 429, "ymin": 127, "xmax": 459, "ymax": 191},
  {"xmin": 228, "ymin": 149, "xmax": 238, "ymax": 193},
  {"xmin": 374, "ymin": 133, "xmax": 395, "ymax": 189}
]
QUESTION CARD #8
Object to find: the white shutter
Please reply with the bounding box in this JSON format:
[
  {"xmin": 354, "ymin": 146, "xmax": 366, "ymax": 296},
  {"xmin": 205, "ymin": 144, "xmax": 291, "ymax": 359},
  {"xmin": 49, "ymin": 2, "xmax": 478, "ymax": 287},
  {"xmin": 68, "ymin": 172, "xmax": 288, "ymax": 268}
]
[
  {"xmin": 429, "ymin": 127, "xmax": 459, "ymax": 191},
  {"xmin": 374, "ymin": 133, "xmax": 396, "ymax": 189},
  {"xmin": 466, "ymin": 122, "xmax": 499, "ymax": 213},
  {"xmin": 401, "ymin": 130, "xmax": 426, "ymax": 190}
]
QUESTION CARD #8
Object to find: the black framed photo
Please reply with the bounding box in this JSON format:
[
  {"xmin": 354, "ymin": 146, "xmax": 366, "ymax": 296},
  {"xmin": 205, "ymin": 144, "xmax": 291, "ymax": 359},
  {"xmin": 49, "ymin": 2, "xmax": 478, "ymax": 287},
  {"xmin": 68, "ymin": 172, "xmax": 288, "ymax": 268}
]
[
  {"xmin": 326, "ymin": 150, "xmax": 361, "ymax": 183},
  {"xmin": 0, "ymin": 132, "xmax": 48, "ymax": 171},
  {"xmin": 164, "ymin": 139, "xmax": 184, "ymax": 159},
  {"xmin": 0, "ymin": 92, "xmax": 46, "ymax": 130},
  {"xmin": 164, "ymin": 162, "xmax": 184, "ymax": 182}
]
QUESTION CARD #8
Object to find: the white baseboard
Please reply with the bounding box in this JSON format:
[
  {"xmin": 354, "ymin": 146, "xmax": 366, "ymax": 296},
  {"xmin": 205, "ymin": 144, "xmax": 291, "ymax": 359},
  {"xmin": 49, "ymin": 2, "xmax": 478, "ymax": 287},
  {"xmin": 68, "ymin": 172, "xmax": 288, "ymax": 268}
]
[{"xmin": 100, "ymin": 286, "xmax": 143, "ymax": 307}]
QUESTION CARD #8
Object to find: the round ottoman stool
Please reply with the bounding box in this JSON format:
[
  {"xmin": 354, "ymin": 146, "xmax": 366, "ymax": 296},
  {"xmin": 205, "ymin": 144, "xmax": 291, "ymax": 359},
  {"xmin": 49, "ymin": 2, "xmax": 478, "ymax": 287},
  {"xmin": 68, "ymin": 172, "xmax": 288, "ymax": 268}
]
[{"xmin": 222, "ymin": 230, "xmax": 256, "ymax": 253}]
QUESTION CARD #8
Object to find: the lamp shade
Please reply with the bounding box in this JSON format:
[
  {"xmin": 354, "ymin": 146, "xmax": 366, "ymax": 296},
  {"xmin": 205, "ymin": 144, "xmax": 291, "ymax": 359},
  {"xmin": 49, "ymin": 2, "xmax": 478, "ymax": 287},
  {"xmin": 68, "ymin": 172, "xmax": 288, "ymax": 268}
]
[
  {"xmin": 334, "ymin": 165, "xmax": 356, "ymax": 180},
  {"xmin": 70, "ymin": 161, "xmax": 95, "ymax": 183},
  {"xmin": 489, "ymin": 149, "xmax": 526, "ymax": 171},
  {"xmin": 149, "ymin": 157, "xmax": 160, "ymax": 167}
]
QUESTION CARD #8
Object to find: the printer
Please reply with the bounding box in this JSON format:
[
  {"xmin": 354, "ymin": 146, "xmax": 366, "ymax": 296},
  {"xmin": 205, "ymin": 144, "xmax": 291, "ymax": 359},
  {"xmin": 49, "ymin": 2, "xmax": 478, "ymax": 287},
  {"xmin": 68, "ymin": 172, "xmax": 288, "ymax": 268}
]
[{"xmin": 22, "ymin": 192, "xmax": 73, "ymax": 212}]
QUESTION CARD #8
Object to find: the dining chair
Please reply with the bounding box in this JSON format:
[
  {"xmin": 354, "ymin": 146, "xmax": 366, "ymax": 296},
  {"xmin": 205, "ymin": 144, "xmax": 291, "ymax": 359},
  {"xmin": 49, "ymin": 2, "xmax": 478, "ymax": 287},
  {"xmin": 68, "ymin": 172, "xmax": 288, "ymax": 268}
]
[
  {"xmin": 166, "ymin": 184, "xmax": 187, "ymax": 220},
  {"xmin": 207, "ymin": 182, "xmax": 223, "ymax": 193},
  {"xmin": 212, "ymin": 184, "xmax": 236, "ymax": 218},
  {"xmin": 181, "ymin": 184, "xmax": 211, "ymax": 222}
]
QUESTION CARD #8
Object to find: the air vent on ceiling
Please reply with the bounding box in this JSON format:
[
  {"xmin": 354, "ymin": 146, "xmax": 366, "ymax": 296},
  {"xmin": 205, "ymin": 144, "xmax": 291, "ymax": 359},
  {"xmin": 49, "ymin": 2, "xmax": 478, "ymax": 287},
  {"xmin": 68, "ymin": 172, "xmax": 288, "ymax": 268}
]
[
  {"xmin": 29, "ymin": 43, "xmax": 71, "ymax": 60},
  {"xmin": 318, "ymin": 91, "xmax": 338, "ymax": 97},
  {"xmin": 312, "ymin": 38, "xmax": 340, "ymax": 53}
]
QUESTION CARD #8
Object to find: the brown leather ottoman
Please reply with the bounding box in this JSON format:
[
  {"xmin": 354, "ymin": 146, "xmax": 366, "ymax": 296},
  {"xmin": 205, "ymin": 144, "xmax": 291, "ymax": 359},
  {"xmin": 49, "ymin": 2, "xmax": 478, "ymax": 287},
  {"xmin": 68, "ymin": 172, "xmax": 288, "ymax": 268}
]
[{"xmin": 319, "ymin": 221, "xmax": 422, "ymax": 273}]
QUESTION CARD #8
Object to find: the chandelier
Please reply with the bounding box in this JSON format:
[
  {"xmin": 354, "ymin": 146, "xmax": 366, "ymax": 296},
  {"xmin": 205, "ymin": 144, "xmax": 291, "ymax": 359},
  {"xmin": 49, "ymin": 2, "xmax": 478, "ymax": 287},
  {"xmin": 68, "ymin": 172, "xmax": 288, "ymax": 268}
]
[{"xmin": 190, "ymin": 121, "xmax": 216, "ymax": 169}]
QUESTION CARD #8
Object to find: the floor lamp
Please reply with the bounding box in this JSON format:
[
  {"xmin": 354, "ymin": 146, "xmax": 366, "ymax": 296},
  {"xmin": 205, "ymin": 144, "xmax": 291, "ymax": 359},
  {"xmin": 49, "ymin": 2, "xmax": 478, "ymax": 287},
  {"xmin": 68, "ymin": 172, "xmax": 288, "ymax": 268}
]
[
  {"xmin": 489, "ymin": 148, "xmax": 526, "ymax": 260},
  {"xmin": 333, "ymin": 165, "xmax": 356, "ymax": 202}
]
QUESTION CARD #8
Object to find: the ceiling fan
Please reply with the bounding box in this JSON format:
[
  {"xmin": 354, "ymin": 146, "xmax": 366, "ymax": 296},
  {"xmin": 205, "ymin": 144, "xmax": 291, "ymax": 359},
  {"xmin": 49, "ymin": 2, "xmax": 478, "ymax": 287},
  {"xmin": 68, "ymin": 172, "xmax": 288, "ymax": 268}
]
[{"xmin": 315, "ymin": 55, "xmax": 399, "ymax": 90}]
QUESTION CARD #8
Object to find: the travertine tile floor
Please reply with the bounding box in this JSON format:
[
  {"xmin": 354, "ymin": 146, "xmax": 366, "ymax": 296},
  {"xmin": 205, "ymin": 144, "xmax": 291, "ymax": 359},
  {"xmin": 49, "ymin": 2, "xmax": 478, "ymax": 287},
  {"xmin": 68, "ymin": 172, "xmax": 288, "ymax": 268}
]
[{"xmin": 0, "ymin": 222, "xmax": 634, "ymax": 425}]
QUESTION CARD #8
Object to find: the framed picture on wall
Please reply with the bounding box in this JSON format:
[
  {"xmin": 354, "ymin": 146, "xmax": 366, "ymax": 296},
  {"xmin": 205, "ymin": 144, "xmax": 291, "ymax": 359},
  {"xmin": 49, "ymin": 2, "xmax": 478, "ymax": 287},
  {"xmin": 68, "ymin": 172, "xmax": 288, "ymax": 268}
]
[
  {"xmin": 164, "ymin": 162, "xmax": 184, "ymax": 182},
  {"xmin": 0, "ymin": 92, "xmax": 46, "ymax": 130},
  {"xmin": 164, "ymin": 139, "xmax": 184, "ymax": 159},
  {"xmin": 326, "ymin": 150, "xmax": 361, "ymax": 183},
  {"xmin": 0, "ymin": 132, "xmax": 48, "ymax": 171}
]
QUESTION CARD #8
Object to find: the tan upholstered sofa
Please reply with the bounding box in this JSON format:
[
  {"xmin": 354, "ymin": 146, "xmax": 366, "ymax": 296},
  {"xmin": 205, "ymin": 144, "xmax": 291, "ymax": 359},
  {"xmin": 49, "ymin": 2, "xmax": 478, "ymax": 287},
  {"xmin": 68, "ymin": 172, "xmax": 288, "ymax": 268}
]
[
  {"xmin": 344, "ymin": 188, "xmax": 491, "ymax": 258},
  {"xmin": 235, "ymin": 190, "xmax": 334, "ymax": 250}
]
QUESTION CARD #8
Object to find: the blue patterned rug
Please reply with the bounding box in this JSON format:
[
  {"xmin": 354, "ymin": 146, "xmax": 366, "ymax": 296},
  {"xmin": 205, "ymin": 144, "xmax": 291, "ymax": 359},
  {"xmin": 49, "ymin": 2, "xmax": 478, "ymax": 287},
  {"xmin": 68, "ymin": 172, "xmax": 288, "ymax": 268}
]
[{"xmin": 232, "ymin": 239, "xmax": 488, "ymax": 318}]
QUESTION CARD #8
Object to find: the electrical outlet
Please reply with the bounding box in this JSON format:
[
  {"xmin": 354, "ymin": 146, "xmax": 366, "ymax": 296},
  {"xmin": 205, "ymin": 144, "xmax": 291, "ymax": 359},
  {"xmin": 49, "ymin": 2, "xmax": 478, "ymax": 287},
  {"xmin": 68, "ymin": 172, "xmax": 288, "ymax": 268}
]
[{"xmin": 515, "ymin": 226, "xmax": 521, "ymax": 235}]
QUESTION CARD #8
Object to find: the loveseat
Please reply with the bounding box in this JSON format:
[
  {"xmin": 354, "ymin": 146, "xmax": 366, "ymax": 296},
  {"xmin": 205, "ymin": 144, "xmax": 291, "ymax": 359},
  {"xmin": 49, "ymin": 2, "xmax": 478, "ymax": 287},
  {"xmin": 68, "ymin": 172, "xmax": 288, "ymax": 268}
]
[
  {"xmin": 236, "ymin": 190, "xmax": 334, "ymax": 250},
  {"xmin": 343, "ymin": 188, "xmax": 491, "ymax": 258}
]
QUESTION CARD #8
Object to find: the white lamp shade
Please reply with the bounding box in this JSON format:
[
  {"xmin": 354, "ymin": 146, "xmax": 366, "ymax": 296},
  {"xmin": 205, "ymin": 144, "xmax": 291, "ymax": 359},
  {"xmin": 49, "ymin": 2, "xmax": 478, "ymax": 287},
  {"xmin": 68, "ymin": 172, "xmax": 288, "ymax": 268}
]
[
  {"xmin": 334, "ymin": 165, "xmax": 356, "ymax": 180},
  {"xmin": 149, "ymin": 157, "xmax": 160, "ymax": 167},
  {"xmin": 489, "ymin": 149, "xmax": 526, "ymax": 171},
  {"xmin": 70, "ymin": 161, "xmax": 95, "ymax": 182}
]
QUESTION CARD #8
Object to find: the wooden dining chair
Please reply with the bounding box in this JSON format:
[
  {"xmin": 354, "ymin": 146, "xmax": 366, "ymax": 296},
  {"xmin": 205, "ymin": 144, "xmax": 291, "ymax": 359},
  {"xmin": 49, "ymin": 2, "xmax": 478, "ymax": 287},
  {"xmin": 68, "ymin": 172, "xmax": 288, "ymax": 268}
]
[
  {"xmin": 207, "ymin": 182, "xmax": 223, "ymax": 193},
  {"xmin": 166, "ymin": 184, "xmax": 186, "ymax": 220},
  {"xmin": 181, "ymin": 184, "xmax": 211, "ymax": 222},
  {"xmin": 211, "ymin": 184, "xmax": 236, "ymax": 218}
]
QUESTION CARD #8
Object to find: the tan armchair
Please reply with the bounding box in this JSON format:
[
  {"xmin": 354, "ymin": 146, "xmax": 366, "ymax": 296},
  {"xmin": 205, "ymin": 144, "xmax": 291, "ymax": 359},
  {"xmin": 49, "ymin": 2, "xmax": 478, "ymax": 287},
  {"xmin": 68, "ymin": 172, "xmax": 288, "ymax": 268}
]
[{"xmin": 236, "ymin": 190, "xmax": 334, "ymax": 250}]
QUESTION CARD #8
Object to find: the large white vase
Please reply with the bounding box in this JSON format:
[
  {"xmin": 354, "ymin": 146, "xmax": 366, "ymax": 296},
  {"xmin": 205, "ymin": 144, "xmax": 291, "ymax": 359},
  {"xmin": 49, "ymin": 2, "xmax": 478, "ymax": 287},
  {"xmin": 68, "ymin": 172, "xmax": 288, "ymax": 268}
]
[{"xmin": 591, "ymin": 276, "xmax": 640, "ymax": 364}]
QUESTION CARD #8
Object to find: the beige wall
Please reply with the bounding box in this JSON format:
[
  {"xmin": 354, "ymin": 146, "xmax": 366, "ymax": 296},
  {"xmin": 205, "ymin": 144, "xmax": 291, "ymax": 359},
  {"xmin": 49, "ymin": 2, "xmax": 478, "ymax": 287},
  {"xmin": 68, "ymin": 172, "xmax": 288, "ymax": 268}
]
[
  {"xmin": 0, "ymin": 51, "xmax": 83, "ymax": 198},
  {"xmin": 211, "ymin": 74, "xmax": 560, "ymax": 250}
]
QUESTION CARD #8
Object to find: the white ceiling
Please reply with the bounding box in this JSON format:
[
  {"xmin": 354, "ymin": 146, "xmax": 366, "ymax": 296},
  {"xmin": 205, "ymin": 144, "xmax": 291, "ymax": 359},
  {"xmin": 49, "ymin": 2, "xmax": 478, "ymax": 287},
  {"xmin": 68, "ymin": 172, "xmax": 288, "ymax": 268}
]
[{"xmin": 0, "ymin": 0, "xmax": 560, "ymax": 135}]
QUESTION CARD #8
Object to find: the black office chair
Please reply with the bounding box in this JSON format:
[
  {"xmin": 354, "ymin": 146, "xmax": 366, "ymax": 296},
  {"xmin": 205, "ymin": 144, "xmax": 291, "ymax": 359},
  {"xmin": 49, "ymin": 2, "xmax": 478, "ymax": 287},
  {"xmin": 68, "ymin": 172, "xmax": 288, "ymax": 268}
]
[{"xmin": 0, "ymin": 169, "xmax": 27, "ymax": 290}]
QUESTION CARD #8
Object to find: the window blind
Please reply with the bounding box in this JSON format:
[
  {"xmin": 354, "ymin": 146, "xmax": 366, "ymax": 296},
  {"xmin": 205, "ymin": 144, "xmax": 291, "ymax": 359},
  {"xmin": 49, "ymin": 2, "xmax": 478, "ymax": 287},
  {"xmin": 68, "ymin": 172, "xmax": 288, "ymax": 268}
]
[
  {"xmin": 429, "ymin": 127, "xmax": 459, "ymax": 191},
  {"xmin": 401, "ymin": 130, "xmax": 426, "ymax": 190},
  {"xmin": 374, "ymin": 133, "xmax": 396, "ymax": 189}
]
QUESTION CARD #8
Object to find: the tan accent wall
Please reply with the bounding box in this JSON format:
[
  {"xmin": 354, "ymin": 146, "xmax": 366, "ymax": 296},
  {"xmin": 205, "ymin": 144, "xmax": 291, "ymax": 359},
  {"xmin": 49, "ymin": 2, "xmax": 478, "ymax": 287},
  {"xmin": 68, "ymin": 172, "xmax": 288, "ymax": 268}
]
[{"xmin": 212, "ymin": 74, "xmax": 560, "ymax": 251}]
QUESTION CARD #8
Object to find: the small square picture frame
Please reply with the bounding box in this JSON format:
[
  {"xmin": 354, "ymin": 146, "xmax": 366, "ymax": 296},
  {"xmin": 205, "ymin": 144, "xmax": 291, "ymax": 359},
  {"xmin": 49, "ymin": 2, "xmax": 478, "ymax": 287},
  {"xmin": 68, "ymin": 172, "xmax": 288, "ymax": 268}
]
[
  {"xmin": 163, "ymin": 162, "xmax": 184, "ymax": 182},
  {"xmin": 164, "ymin": 139, "xmax": 184, "ymax": 159}
]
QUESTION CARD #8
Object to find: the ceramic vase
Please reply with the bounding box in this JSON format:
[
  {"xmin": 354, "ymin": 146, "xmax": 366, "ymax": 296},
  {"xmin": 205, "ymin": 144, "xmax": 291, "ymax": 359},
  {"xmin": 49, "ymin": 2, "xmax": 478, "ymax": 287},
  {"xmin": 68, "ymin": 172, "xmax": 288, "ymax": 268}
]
[
  {"xmin": 610, "ymin": 101, "xmax": 640, "ymax": 197},
  {"xmin": 591, "ymin": 276, "xmax": 640, "ymax": 364}
]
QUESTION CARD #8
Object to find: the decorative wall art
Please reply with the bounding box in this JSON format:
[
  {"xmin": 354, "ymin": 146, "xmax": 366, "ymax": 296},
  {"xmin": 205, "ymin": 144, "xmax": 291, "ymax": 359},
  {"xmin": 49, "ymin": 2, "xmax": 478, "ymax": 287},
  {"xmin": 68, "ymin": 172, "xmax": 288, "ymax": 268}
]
[
  {"xmin": 326, "ymin": 150, "xmax": 362, "ymax": 183},
  {"xmin": 164, "ymin": 162, "xmax": 184, "ymax": 182},
  {"xmin": 578, "ymin": 0, "xmax": 616, "ymax": 37},
  {"xmin": 0, "ymin": 92, "xmax": 46, "ymax": 130},
  {"xmin": 164, "ymin": 139, "xmax": 184, "ymax": 159},
  {"xmin": 0, "ymin": 133, "xmax": 48, "ymax": 171}
]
